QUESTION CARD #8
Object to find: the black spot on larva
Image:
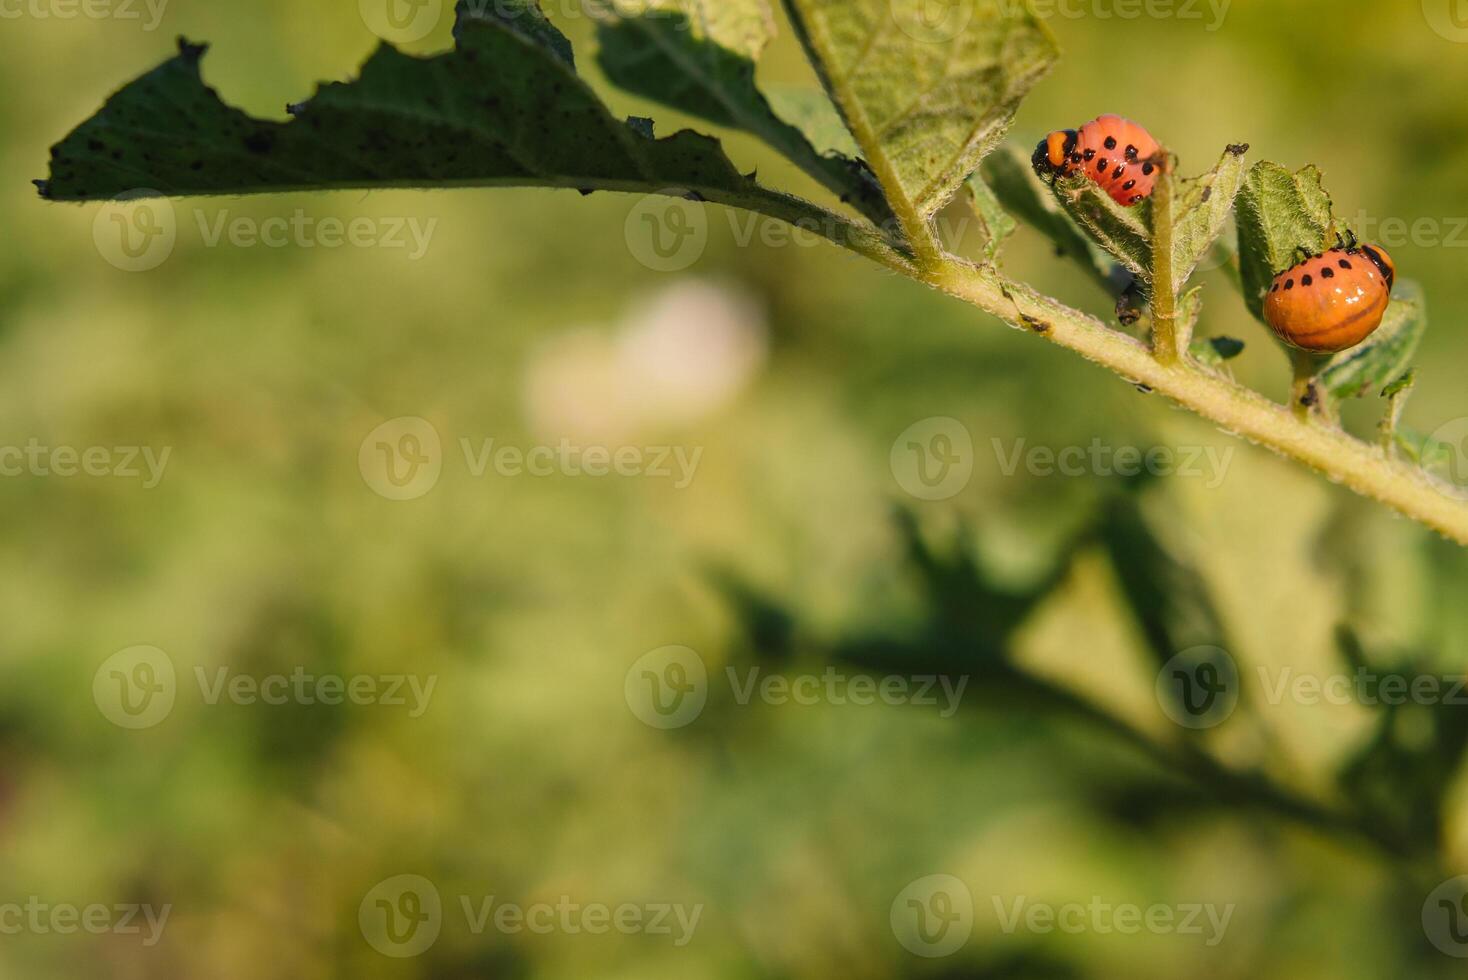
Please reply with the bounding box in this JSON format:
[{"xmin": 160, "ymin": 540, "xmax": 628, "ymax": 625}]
[
  {"xmin": 1113, "ymin": 166, "xmax": 1125, "ymax": 179},
  {"xmin": 1285, "ymin": 279, "xmax": 1295, "ymax": 289},
  {"xmin": 1083, "ymin": 148, "xmax": 1096, "ymax": 160},
  {"xmin": 1339, "ymin": 259, "xmax": 1352, "ymax": 269},
  {"xmin": 1070, "ymin": 153, "xmax": 1082, "ymax": 164},
  {"xmin": 1302, "ymin": 274, "xmax": 1313, "ymax": 286},
  {"xmin": 244, "ymin": 131, "xmax": 274, "ymax": 154},
  {"xmin": 1321, "ymin": 266, "xmax": 1335, "ymax": 279},
  {"xmin": 1123, "ymin": 180, "xmax": 1136, "ymax": 190},
  {"xmin": 1142, "ymin": 162, "xmax": 1155, "ymax": 175},
  {"xmin": 1125, "ymin": 144, "xmax": 1138, "ymax": 160},
  {"xmin": 1104, "ymin": 136, "xmax": 1117, "ymax": 150},
  {"xmin": 87, "ymin": 138, "xmax": 106, "ymax": 152},
  {"xmin": 1097, "ymin": 159, "xmax": 1108, "ymax": 173}
]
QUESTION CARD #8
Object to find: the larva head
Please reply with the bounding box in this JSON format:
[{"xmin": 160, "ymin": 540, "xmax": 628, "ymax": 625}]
[
  {"xmin": 1032, "ymin": 130, "xmax": 1076, "ymax": 179},
  {"xmin": 1360, "ymin": 244, "xmax": 1396, "ymax": 290}
]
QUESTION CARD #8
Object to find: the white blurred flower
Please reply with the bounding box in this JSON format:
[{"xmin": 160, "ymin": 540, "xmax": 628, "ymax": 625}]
[{"xmin": 524, "ymin": 280, "xmax": 767, "ymax": 443}]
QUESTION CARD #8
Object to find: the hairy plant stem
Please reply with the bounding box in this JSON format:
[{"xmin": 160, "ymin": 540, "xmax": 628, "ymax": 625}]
[
  {"xmin": 1148, "ymin": 157, "xmax": 1182, "ymax": 364},
  {"xmin": 850, "ymin": 227, "xmax": 1468, "ymax": 544}
]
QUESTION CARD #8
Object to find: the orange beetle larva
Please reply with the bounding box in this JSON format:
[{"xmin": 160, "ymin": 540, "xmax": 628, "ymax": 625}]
[
  {"xmin": 1264, "ymin": 236, "xmax": 1396, "ymax": 353},
  {"xmin": 1031, "ymin": 114, "xmax": 1162, "ymax": 206}
]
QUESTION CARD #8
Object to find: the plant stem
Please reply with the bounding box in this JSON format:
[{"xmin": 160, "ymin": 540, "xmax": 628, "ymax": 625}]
[
  {"xmin": 903, "ymin": 257, "xmax": 1468, "ymax": 545},
  {"xmin": 1149, "ymin": 156, "xmax": 1182, "ymax": 364},
  {"xmin": 691, "ymin": 195, "xmax": 1468, "ymax": 544}
]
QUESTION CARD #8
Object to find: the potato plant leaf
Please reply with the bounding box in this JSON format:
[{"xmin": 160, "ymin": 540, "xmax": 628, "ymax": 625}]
[
  {"xmin": 1190, "ymin": 335, "xmax": 1245, "ymax": 369},
  {"xmin": 1234, "ymin": 161, "xmax": 1335, "ymax": 319},
  {"xmin": 781, "ymin": 0, "xmax": 1058, "ymax": 219},
  {"xmin": 592, "ymin": 0, "xmax": 894, "ymax": 227},
  {"xmin": 1317, "ymin": 282, "xmax": 1427, "ymax": 401},
  {"xmin": 964, "ymin": 173, "xmax": 1017, "ymax": 263},
  {"xmin": 1168, "ymin": 144, "xmax": 1248, "ymax": 292},
  {"xmin": 981, "ymin": 144, "xmax": 1116, "ymax": 290},
  {"xmin": 1044, "ymin": 145, "xmax": 1247, "ymax": 292},
  {"xmin": 1051, "ymin": 172, "xmax": 1152, "ymax": 277},
  {"xmin": 37, "ymin": 4, "xmax": 888, "ymax": 254}
]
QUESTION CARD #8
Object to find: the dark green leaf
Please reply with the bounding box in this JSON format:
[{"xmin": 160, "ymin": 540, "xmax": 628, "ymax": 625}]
[
  {"xmin": 1190, "ymin": 335, "xmax": 1246, "ymax": 368},
  {"xmin": 39, "ymin": 9, "xmax": 888, "ymax": 254},
  {"xmin": 592, "ymin": 0, "xmax": 894, "ymax": 227}
]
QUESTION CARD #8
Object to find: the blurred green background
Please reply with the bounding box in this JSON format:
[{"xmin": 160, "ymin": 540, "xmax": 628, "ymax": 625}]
[{"xmin": 5, "ymin": 1, "xmax": 1468, "ymax": 977}]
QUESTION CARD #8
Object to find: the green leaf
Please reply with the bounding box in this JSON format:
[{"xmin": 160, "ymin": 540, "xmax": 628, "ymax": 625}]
[
  {"xmin": 781, "ymin": 0, "xmax": 1058, "ymax": 220},
  {"xmin": 964, "ymin": 173, "xmax": 1016, "ymax": 263},
  {"xmin": 980, "ymin": 144, "xmax": 1115, "ymax": 289},
  {"xmin": 592, "ymin": 0, "xmax": 894, "ymax": 227},
  {"xmin": 1168, "ymin": 144, "xmax": 1248, "ymax": 292},
  {"xmin": 1234, "ymin": 161, "xmax": 1336, "ymax": 319},
  {"xmin": 763, "ymin": 86, "xmax": 861, "ymax": 157},
  {"xmin": 1043, "ymin": 145, "xmax": 1247, "ymax": 293},
  {"xmin": 1052, "ymin": 172, "xmax": 1152, "ymax": 277},
  {"xmin": 1317, "ymin": 282, "xmax": 1427, "ymax": 401},
  {"xmin": 1382, "ymin": 370, "xmax": 1416, "ymax": 400},
  {"xmin": 1190, "ymin": 334, "xmax": 1245, "ymax": 369},
  {"xmin": 38, "ymin": 7, "xmax": 890, "ymax": 256}
]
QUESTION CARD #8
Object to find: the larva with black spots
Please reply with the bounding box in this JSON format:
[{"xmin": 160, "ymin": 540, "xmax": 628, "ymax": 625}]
[{"xmin": 1032, "ymin": 114, "xmax": 1161, "ymax": 206}]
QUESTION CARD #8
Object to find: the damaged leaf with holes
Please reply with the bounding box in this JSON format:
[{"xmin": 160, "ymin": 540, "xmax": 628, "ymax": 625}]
[{"xmin": 37, "ymin": 3, "xmax": 886, "ymax": 255}]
